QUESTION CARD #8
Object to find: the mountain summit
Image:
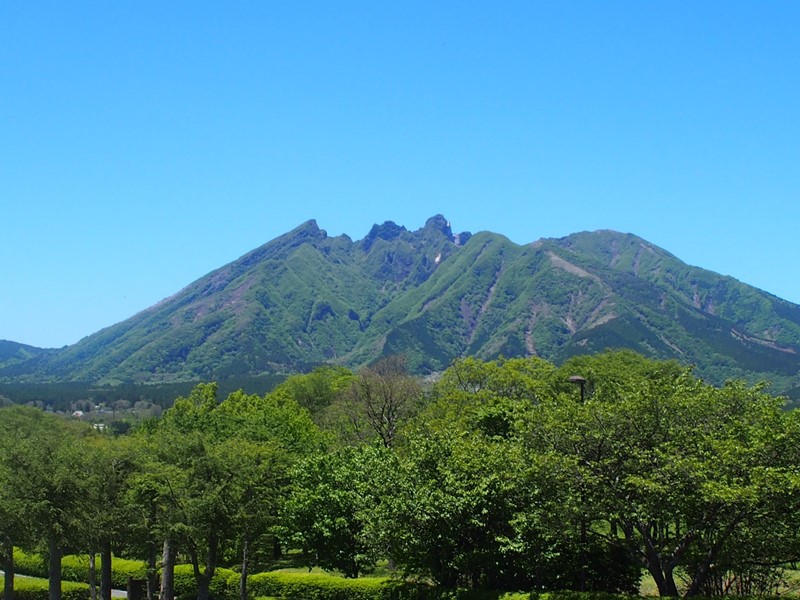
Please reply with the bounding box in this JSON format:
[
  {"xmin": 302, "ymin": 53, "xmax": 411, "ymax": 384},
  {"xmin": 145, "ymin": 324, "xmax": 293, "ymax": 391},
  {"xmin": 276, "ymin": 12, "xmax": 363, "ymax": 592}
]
[{"xmin": 3, "ymin": 216, "xmax": 800, "ymax": 392}]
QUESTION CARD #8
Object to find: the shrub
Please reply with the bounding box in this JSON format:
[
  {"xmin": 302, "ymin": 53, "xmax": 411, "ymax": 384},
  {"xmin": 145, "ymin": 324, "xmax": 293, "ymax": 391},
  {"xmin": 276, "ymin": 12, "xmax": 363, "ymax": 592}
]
[
  {"xmin": 245, "ymin": 572, "xmax": 531, "ymax": 600},
  {"xmin": 11, "ymin": 550, "xmax": 47, "ymax": 578},
  {"xmin": 13, "ymin": 549, "xmax": 149, "ymax": 590},
  {"xmin": 173, "ymin": 564, "xmax": 236, "ymax": 600},
  {"xmin": 0, "ymin": 575, "xmax": 89, "ymax": 600},
  {"xmin": 61, "ymin": 554, "xmax": 150, "ymax": 589}
]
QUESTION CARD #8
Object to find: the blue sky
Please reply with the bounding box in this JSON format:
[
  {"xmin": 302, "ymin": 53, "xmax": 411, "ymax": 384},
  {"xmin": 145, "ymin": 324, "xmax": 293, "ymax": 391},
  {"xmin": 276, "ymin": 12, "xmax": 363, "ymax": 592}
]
[{"xmin": 2, "ymin": 2, "xmax": 799, "ymax": 348}]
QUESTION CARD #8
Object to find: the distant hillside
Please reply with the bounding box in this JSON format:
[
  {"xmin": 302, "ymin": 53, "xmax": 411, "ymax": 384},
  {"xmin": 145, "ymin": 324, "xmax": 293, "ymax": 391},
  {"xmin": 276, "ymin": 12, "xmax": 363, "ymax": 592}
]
[
  {"xmin": 0, "ymin": 340, "xmax": 51, "ymax": 371},
  {"xmin": 3, "ymin": 216, "xmax": 800, "ymax": 394}
]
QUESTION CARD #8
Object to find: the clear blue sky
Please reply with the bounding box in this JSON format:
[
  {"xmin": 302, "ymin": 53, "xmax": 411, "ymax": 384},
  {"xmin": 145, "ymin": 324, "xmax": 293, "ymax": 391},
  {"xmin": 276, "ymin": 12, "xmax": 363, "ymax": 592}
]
[{"xmin": 2, "ymin": 2, "xmax": 799, "ymax": 348}]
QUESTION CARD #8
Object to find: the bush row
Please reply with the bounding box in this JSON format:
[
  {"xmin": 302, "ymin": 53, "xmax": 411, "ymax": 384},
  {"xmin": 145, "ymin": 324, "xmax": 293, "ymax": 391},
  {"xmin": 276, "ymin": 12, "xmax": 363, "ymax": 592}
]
[
  {"xmin": 1, "ymin": 570, "xmax": 572, "ymax": 600},
  {"xmin": 9, "ymin": 556, "xmax": 788, "ymax": 600},
  {"xmin": 12, "ymin": 550, "xmax": 234, "ymax": 598},
  {"xmin": 4, "ymin": 572, "xmax": 789, "ymax": 600},
  {"xmin": 13, "ymin": 550, "xmax": 148, "ymax": 590},
  {"xmin": 0, "ymin": 575, "xmax": 89, "ymax": 600},
  {"xmin": 249, "ymin": 572, "xmax": 537, "ymax": 600}
]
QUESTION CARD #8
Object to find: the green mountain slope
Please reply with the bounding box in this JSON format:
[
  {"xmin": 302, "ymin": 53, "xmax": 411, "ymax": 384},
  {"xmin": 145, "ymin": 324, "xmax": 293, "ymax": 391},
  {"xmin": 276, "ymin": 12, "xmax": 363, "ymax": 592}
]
[
  {"xmin": 0, "ymin": 340, "xmax": 52, "ymax": 371},
  {"xmin": 3, "ymin": 218, "xmax": 800, "ymax": 392},
  {"xmin": 351, "ymin": 229, "xmax": 800, "ymax": 390}
]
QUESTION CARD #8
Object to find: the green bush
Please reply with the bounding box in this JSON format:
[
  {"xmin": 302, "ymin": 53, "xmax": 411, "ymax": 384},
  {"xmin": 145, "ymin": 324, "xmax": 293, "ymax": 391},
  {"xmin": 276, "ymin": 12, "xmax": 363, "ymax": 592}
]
[
  {"xmin": 61, "ymin": 554, "xmax": 149, "ymax": 589},
  {"xmin": 248, "ymin": 572, "xmax": 386, "ymax": 600},
  {"xmin": 11, "ymin": 550, "xmax": 47, "ymax": 578},
  {"xmin": 173, "ymin": 564, "xmax": 236, "ymax": 600},
  {"xmin": 245, "ymin": 572, "xmax": 531, "ymax": 600},
  {"xmin": 0, "ymin": 575, "xmax": 89, "ymax": 600},
  {"xmin": 13, "ymin": 549, "xmax": 149, "ymax": 590}
]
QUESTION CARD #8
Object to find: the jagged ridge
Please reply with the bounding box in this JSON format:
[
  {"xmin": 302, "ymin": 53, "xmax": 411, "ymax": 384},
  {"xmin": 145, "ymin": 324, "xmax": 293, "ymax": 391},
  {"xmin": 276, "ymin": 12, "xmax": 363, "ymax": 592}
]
[{"xmin": 3, "ymin": 217, "xmax": 800, "ymax": 393}]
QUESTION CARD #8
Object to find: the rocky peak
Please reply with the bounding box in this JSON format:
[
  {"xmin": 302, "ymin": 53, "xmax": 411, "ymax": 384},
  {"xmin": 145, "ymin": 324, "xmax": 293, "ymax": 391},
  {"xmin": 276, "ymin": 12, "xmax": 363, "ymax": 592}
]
[
  {"xmin": 421, "ymin": 214, "xmax": 453, "ymax": 239},
  {"xmin": 361, "ymin": 220, "xmax": 408, "ymax": 251}
]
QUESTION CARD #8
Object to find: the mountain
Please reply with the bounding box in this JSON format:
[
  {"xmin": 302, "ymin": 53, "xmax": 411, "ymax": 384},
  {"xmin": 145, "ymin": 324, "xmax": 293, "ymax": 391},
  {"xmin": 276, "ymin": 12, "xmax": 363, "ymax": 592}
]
[
  {"xmin": 0, "ymin": 340, "xmax": 52, "ymax": 371},
  {"xmin": 3, "ymin": 216, "xmax": 800, "ymax": 393}
]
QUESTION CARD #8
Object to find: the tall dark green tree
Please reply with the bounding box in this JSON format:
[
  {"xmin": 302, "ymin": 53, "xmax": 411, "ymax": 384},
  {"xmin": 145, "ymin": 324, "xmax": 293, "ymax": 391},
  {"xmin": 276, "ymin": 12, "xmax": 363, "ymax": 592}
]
[
  {"xmin": 144, "ymin": 383, "xmax": 320, "ymax": 600},
  {"xmin": 0, "ymin": 407, "xmax": 35, "ymax": 600},
  {"xmin": 82, "ymin": 435, "xmax": 141, "ymax": 600},
  {"xmin": 0, "ymin": 406, "xmax": 92, "ymax": 600}
]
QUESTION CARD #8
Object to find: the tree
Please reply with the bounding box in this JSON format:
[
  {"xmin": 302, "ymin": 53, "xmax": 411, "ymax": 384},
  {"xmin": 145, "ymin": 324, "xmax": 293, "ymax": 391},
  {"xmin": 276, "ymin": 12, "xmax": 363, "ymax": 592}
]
[
  {"xmin": 536, "ymin": 352, "xmax": 800, "ymax": 596},
  {"xmin": 428, "ymin": 356, "xmax": 554, "ymax": 437},
  {"xmin": 366, "ymin": 355, "xmax": 633, "ymax": 592},
  {"xmin": 82, "ymin": 435, "xmax": 141, "ymax": 600},
  {"xmin": 0, "ymin": 406, "xmax": 93, "ymax": 600},
  {"xmin": 144, "ymin": 383, "xmax": 320, "ymax": 600},
  {"xmin": 269, "ymin": 366, "xmax": 354, "ymax": 420},
  {"xmin": 336, "ymin": 356, "xmax": 421, "ymax": 448},
  {"xmin": 280, "ymin": 445, "xmax": 391, "ymax": 578},
  {"xmin": 124, "ymin": 440, "xmax": 180, "ymax": 600},
  {"xmin": 0, "ymin": 411, "xmax": 29, "ymax": 600},
  {"xmin": 374, "ymin": 425, "xmax": 540, "ymax": 589}
]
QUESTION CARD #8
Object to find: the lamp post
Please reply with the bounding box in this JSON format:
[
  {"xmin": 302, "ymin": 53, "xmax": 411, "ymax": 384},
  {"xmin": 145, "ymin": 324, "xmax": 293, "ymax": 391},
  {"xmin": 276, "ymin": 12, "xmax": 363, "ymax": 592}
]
[
  {"xmin": 568, "ymin": 375, "xmax": 586, "ymax": 403},
  {"xmin": 569, "ymin": 374, "xmax": 588, "ymax": 591}
]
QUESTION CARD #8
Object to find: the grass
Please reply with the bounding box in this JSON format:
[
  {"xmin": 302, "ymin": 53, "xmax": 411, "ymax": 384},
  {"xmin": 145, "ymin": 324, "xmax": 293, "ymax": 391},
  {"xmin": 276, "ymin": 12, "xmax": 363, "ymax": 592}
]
[
  {"xmin": 638, "ymin": 568, "xmax": 800, "ymax": 597},
  {"xmin": 261, "ymin": 552, "xmax": 395, "ymax": 579}
]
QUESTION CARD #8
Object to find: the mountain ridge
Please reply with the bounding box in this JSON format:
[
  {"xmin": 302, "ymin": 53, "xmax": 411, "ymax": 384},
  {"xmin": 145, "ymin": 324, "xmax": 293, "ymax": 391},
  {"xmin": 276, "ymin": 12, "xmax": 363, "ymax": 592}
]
[{"xmin": 3, "ymin": 216, "xmax": 800, "ymax": 393}]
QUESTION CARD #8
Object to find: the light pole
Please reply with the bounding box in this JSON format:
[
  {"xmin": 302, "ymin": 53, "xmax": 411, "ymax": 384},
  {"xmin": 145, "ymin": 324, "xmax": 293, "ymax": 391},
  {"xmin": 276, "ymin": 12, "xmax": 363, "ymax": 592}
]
[
  {"xmin": 569, "ymin": 374, "xmax": 588, "ymax": 591},
  {"xmin": 569, "ymin": 375, "xmax": 586, "ymax": 403}
]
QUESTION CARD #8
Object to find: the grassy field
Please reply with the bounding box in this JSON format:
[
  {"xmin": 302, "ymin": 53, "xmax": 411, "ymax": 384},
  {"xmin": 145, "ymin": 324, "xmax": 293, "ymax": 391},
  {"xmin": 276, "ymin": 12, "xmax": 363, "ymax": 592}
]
[{"xmin": 638, "ymin": 569, "xmax": 800, "ymax": 597}]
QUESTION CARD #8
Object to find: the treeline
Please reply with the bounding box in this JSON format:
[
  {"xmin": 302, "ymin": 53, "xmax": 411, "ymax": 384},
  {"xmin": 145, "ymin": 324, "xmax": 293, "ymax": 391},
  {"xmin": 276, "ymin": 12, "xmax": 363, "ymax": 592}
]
[
  {"xmin": 1, "ymin": 351, "xmax": 800, "ymax": 600},
  {"xmin": 0, "ymin": 375, "xmax": 285, "ymax": 413}
]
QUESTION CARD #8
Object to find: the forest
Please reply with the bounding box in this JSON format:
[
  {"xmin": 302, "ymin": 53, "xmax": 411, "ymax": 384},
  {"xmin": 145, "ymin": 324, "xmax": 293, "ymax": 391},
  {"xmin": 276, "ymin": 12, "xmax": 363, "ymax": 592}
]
[{"xmin": 1, "ymin": 350, "xmax": 800, "ymax": 600}]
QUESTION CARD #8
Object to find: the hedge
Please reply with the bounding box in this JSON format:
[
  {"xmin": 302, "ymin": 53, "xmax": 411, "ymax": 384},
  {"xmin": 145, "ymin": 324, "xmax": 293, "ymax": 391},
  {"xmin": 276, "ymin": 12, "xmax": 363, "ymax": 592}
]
[
  {"xmin": 0, "ymin": 575, "xmax": 89, "ymax": 600},
  {"xmin": 10, "ymin": 556, "xmax": 789, "ymax": 600},
  {"xmin": 245, "ymin": 575, "xmax": 789, "ymax": 600},
  {"xmin": 248, "ymin": 572, "xmax": 390, "ymax": 600},
  {"xmin": 13, "ymin": 549, "xmax": 148, "ymax": 589},
  {"xmin": 12, "ymin": 550, "xmax": 233, "ymax": 600},
  {"xmin": 11, "ymin": 551, "xmax": 46, "ymax": 579},
  {"xmin": 173, "ymin": 564, "xmax": 237, "ymax": 600},
  {"xmin": 246, "ymin": 572, "xmax": 533, "ymax": 600}
]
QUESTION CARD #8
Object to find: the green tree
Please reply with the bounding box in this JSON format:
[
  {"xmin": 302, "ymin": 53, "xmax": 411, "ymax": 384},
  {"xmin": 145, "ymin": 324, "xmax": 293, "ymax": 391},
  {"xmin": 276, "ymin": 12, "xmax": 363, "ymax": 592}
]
[
  {"xmin": 123, "ymin": 435, "xmax": 180, "ymax": 600},
  {"xmin": 428, "ymin": 356, "xmax": 554, "ymax": 437},
  {"xmin": 539, "ymin": 352, "xmax": 800, "ymax": 596},
  {"xmin": 280, "ymin": 445, "xmax": 391, "ymax": 577},
  {"xmin": 269, "ymin": 366, "xmax": 354, "ymax": 420},
  {"xmin": 0, "ymin": 408, "xmax": 33, "ymax": 600},
  {"xmin": 335, "ymin": 356, "xmax": 422, "ymax": 448},
  {"xmin": 82, "ymin": 435, "xmax": 141, "ymax": 600},
  {"xmin": 375, "ymin": 425, "xmax": 534, "ymax": 589},
  {"xmin": 379, "ymin": 355, "xmax": 621, "ymax": 592},
  {"xmin": 0, "ymin": 406, "xmax": 92, "ymax": 600},
  {"xmin": 146, "ymin": 383, "xmax": 319, "ymax": 600}
]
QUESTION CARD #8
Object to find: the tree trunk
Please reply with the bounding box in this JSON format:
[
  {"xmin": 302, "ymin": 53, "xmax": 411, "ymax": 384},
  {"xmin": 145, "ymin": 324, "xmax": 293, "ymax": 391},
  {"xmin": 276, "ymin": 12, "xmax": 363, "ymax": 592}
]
[
  {"xmin": 160, "ymin": 539, "xmax": 175, "ymax": 600},
  {"xmin": 643, "ymin": 549, "xmax": 680, "ymax": 596},
  {"xmin": 188, "ymin": 545, "xmax": 207, "ymax": 600},
  {"xmin": 239, "ymin": 537, "xmax": 248, "ymax": 600},
  {"xmin": 2, "ymin": 538, "xmax": 15, "ymax": 600},
  {"xmin": 146, "ymin": 542, "xmax": 158, "ymax": 600},
  {"xmin": 684, "ymin": 526, "xmax": 738, "ymax": 598},
  {"xmin": 661, "ymin": 565, "xmax": 680, "ymax": 597},
  {"xmin": 195, "ymin": 532, "xmax": 218, "ymax": 600},
  {"xmin": 48, "ymin": 531, "xmax": 62, "ymax": 600},
  {"xmin": 627, "ymin": 522, "xmax": 680, "ymax": 598},
  {"xmin": 196, "ymin": 576, "xmax": 210, "ymax": 600},
  {"xmin": 101, "ymin": 539, "xmax": 112, "ymax": 600},
  {"xmin": 89, "ymin": 552, "xmax": 98, "ymax": 600}
]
